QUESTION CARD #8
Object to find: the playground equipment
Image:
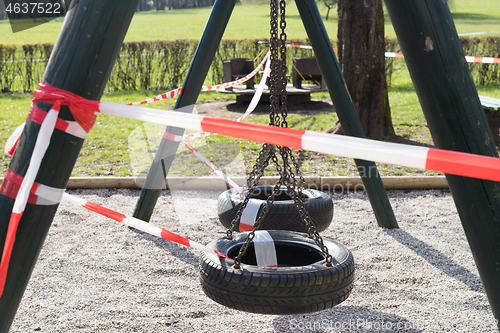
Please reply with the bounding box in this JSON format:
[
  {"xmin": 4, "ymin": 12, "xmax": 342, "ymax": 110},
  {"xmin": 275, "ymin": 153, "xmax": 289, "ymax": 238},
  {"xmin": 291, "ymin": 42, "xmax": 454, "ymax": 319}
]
[
  {"xmin": 1, "ymin": 0, "xmax": 500, "ymax": 330},
  {"xmin": 217, "ymin": 185, "xmax": 333, "ymax": 233}
]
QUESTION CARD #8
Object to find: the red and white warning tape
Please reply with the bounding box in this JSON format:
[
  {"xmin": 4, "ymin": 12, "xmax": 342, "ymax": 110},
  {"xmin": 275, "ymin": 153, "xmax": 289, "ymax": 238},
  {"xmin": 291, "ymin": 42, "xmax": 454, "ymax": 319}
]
[
  {"xmin": 288, "ymin": 44, "xmax": 500, "ymax": 64},
  {"xmin": 162, "ymin": 131, "xmax": 242, "ymax": 193},
  {"xmin": 61, "ymin": 193, "xmax": 231, "ymax": 260},
  {"xmin": 128, "ymin": 51, "xmax": 270, "ymax": 106},
  {"xmin": 5, "ymin": 103, "xmax": 89, "ymax": 157},
  {"xmin": 0, "ymin": 169, "xmax": 231, "ymax": 266},
  {"xmin": 239, "ymin": 198, "xmax": 262, "ymax": 232},
  {"xmin": 464, "ymin": 56, "xmax": 500, "ymax": 64},
  {"xmin": 252, "ymin": 230, "xmax": 278, "ymax": 267},
  {"xmin": 159, "ymin": 53, "xmax": 272, "ymax": 193},
  {"xmin": 97, "ymin": 101, "xmax": 500, "ymax": 183},
  {"xmin": 1, "ymin": 169, "xmax": 65, "ymax": 206},
  {"xmin": 0, "ymin": 102, "xmax": 62, "ymax": 296}
]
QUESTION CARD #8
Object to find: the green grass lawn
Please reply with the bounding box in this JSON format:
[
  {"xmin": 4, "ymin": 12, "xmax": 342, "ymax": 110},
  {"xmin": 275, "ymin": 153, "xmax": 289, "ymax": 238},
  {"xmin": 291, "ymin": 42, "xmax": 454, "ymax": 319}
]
[{"xmin": 1, "ymin": 0, "xmax": 499, "ymax": 44}]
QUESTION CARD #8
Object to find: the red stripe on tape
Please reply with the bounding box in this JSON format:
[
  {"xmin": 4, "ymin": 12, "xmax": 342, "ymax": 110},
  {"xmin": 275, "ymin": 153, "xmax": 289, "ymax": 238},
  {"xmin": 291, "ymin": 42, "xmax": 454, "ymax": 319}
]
[
  {"xmin": 0, "ymin": 212, "xmax": 23, "ymax": 296},
  {"xmin": 160, "ymin": 229, "xmax": 190, "ymax": 247},
  {"xmin": 163, "ymin": 131, "xmax": 177, "ymax": 141},
  {"xmin": 7, "ymin": 133, "xmax": 21, "ymax": 157},
  {"xmin": 82, "ymin": 201, "xmax": 127, "ymax": 222},
  {"xmin": 239, "ymin": 223, "xmax": 254, "ymax": 232},
  {"xmin": 29, "ymin": 98, "xmax": 80, "ymax": 134},
  {"xmin": 200, "ymin": 117, "xmax": 305, "ymax": 149},
  {"xmin": 425, "ymin": 148, "xmax": 500, "ymax": 182},
  {"xmin": 494, "ymin": 58, "xmax": 500, "ymax": 64},
  {"xmin": 0, "ymin": 169, "xmax": 39, "ymax": 203}
]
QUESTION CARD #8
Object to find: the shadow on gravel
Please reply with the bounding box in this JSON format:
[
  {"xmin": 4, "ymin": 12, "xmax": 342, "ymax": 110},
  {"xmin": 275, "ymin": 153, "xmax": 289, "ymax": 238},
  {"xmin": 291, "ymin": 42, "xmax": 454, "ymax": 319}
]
[
  {"xmin": 273, "ymin": 305, "xmax": 422, "ymax": 332},
  {"xmin": 384, "ymin": 229, "xmax": 484, "ymax": 293},
  {"xmin": 129, "ymin": 228, "xmax": 199, "ymax": 269}
]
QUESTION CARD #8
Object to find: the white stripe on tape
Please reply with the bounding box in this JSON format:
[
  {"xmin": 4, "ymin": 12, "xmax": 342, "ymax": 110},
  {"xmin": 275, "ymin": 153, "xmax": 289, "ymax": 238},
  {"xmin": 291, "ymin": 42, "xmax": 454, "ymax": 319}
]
[
  {"xmin": 253, "ymin": 230, "xmax": 278, "ymax": 267},
  {"xmin": 35, "ymin": 184, "xmax": 65, "ymax": 205},
  {"xmin": 65, "ymin": 121, "xmax": 88, "ymax": 139},
  {"xmin": 98, "ymin": 103, "xmax": 203, "ymax": 132},
  {"xmin": 301, "ymin": 130, "xmax": 429, "ymax": 169},
  {"xmin": 240, "ymin": 198, "xmax": 263, "ymax": 230}
]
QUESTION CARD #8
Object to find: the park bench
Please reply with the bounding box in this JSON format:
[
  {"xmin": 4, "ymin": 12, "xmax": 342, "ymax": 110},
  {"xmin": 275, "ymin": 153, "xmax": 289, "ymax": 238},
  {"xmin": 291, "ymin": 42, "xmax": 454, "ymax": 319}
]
[
  {"xmin": 292, "ymin": 56, "xmax": 326, "ymax": 89},
  {"xmin": 222, "ymin": 58, "xmax": 254, "ymax": 91},
  {"xmin": 479, "ymin": 95, "xmax": 500, "ymax": 145}
]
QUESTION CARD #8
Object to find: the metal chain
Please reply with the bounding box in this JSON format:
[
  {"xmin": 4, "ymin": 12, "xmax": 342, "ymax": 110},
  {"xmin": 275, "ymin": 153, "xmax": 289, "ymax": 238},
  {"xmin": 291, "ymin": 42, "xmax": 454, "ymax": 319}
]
[
  {"xmin": 269, "ymin": 0, "xmax": 280, "ymax": 127},
  {"xmin": 233, "ymin": 149, "xmax": 287, "ymax": 269},
  {"xmin": 279, "ymin": 0, "xmax": 288, "ymax": 129},
  {"xmin": 226, "ymin": 144, "xmax": 273, "ymax": 239},
  {"xmin": 230, "ymin": 0, "xmax": 333, "ymax": 268},
  {"xmin": 279, "ymin": 146, "xmax": 333, "ymax": 266}
]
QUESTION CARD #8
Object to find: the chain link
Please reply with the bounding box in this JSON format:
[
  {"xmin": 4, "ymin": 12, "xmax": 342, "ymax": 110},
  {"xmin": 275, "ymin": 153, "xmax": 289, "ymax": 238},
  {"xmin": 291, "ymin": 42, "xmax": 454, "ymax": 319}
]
[{"xmin": 229, "ymin": 0, "xmax": 333, "ymax": 269}]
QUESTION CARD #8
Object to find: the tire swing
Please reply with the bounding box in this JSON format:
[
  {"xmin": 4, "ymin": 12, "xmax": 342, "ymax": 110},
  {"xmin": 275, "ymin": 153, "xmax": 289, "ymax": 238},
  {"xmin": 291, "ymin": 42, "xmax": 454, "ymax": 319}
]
[
  {"xmin": 217, "ymin": 185, "xmax": 333, "ymax": 232},
  {"xmin": 200, "ymin": 1, "xmax": 354, "ymax": 314}
]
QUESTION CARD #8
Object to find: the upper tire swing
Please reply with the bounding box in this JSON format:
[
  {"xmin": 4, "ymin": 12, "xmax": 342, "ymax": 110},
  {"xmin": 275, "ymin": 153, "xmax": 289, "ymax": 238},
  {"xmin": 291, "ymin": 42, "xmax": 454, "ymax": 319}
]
[
  {"xmin": 217, "ymin": 185, "xmax": 333, "ymax": 232},
  {"xmin": 199, "ymin": 0, "xmax": 354, "ymax": 315}
]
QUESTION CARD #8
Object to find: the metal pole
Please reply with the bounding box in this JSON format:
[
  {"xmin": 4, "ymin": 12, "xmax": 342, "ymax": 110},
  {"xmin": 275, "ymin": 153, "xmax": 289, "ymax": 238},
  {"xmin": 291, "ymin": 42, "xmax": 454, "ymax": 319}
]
[
  {"xmin": 295, "ymin": 0, "xmax": 398, "ymax": 229},
  {"xmin": 133, "ymin": 0, "xmax": 237, "ymax": 221},
  {"xmin": 385, "ymin": 0, "xmax": 500, "ymax": 327},
  {"xmin": 0, "ymin": 0, "xmax": 140, "ymax": 331}
]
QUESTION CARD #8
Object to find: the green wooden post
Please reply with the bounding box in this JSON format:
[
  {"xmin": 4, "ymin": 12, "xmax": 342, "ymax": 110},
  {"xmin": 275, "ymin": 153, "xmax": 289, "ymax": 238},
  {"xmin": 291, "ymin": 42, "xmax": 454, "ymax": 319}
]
[
  {"xmin": 295, "ymin": 0, "xmax": 398, "ymax": 229},
  {"xmin": 384, "ymin": 0, "xmax": 500, "ymax": 327},
  {"xmin": 133, "ymin": 0, "xmax": 237, "ymax": 221},
  {"xmin": 0, "ymin": 0, "xmax": 139, "ymax": 331}
]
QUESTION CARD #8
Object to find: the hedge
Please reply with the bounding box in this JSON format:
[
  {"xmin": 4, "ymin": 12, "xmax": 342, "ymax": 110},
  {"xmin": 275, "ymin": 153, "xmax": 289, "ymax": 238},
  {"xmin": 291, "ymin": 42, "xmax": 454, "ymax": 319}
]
[{"xmin": 0, "ymin": 36, "xmax": 498, "ymax": 93}]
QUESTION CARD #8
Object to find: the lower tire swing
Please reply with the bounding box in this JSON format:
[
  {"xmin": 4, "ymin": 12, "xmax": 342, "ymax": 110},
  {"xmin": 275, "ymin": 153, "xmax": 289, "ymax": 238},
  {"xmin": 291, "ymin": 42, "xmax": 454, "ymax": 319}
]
[
  {"xmin": 199, "ymin": 0, "xmax": 354, "ymax": 314},
  {"xmin": 199, "ymin": 231, "xmax": 354, "ymax": 314}
]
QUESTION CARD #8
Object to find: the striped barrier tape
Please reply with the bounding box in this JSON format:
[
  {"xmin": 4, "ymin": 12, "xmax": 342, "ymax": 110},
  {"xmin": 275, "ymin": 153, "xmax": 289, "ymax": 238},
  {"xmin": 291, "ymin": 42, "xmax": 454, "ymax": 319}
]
[
  {"xmin": 162, "ymin": 132, "xmax": 242, "ymax": 193},
  {"xmin": 465, "ymin": 56, "xmax": 500, "ymax": 64},
  {"xmin": 158, "ymin": 53, "xmax": 272, "ymax": 192},
  {"xmin": 5, "ymin": 103, "xmax": 90, "ymax": 157},
  {"xmin": 0, "ymin": 169, "xmax": 232, "ymax": 272},
  {"xmin": 240, "ymin": 199, "xmax": 263, "ymax": 232},
  {"xmin": 0, "ymin": 101, "xmax": 62, "ymax": 296},
  {"xmin": 174, "ymin": 50, "xmax": 272, "ymax": 143},
  {"xmin": 128, "ymin": 51, "xmax": 270, "ymax": 106},
  {"xmin": 1, "ymin": 169, "xmax": 65, "ymax": 206},
  {"xmin": 253, "ymin": 230, "xmax": 278, "ymax": 268},
  {"xmin": 61, "ymin": 193, "xmax": 231, "ymax": 261},
  {"xmin": 288, "ymin": 44, "xmax": 500, "ymax": 64},
  {"xmin": 96, "ymin": 101, "xmax": 500, "ymax": 183}
]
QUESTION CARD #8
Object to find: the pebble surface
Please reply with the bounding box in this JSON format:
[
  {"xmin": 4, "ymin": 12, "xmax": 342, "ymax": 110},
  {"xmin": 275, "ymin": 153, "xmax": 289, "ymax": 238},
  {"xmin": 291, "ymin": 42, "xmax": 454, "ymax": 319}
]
[{"xmin": 9, "ymin": 188, "xmax": 498, "ymax": 332}]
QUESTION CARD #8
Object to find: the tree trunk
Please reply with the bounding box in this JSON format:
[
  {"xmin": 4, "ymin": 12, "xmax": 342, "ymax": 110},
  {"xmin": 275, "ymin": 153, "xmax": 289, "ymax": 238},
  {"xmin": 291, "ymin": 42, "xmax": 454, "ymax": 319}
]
[{"xmin": 331, "ymin": 0, "xmax": 394, "ymax": 138}]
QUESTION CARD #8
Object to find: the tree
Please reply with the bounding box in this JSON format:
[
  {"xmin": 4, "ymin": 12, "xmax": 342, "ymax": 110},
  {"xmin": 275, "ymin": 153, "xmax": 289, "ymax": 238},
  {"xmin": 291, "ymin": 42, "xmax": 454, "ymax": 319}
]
[
  {"xmin": 318, "ymin": 0, "xmax": 337, "ymax": 20},
  {"xmin": 329, "ymin": 0, "xmax": 394, "ymax": 138}
]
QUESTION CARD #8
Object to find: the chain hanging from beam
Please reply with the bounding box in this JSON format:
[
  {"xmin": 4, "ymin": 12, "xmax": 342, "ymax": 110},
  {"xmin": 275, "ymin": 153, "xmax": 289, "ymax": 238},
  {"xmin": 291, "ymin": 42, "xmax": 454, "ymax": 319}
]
[{"xmin": 226, "ymin": 0, "xmax": 333, "ymax": 269}]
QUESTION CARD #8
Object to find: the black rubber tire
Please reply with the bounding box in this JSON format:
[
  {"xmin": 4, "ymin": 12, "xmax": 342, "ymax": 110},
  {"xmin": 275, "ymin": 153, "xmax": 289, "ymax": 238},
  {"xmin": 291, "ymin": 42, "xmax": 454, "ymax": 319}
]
[
  {"xmin": 217, "ymin": 185, "xmax": 333, "ymax": 232},
  {"xmin": 199, "ymin": 230, "xmax": 354, "ymax": 315}
]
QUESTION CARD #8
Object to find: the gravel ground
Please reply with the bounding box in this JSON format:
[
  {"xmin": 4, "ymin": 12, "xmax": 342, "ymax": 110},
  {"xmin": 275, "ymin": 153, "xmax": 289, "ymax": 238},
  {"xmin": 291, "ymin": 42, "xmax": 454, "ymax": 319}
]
[{"xmin": 8, "ymin": 188, "xmax": 498, "ymax": 332}]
